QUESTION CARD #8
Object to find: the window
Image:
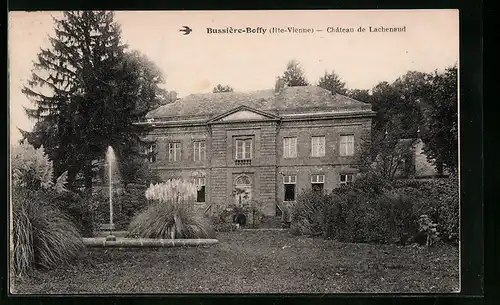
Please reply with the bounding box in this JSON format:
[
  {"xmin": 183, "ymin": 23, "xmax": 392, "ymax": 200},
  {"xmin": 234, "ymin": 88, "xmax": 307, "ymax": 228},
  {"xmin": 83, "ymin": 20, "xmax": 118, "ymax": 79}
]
[
  {"xmin": 235, "ymin": 138, "xmax": 253, "ymax": 160},
  {"xmin": 311, "ymin": 136, "xmax": 326, "ymax": 157},
  {"xmin": 168, "ymin": 142, "xmax": 181, "ymax": 162},
  {"xmin": 193, "ymin": 141, "xmax": 206, "ymax": 161},
  {"xmin": 283, "ymin": 137, "xmax": 297, "ymax": 158},
  {"xmin": 193, "ymin": 177, "xmax": 206, "ymax": 203},
  {"xmin": 145, "ymin": 143, "xmax": 156, "ymax": 163},
  {"xmin": 340, "ymin": 135, "xmax": 355, "ymax": 156},
  {"xmin": 339, "ymin": 173, "xmax": 354, "ymax": 186},
  {"xmin": 283, "ymin": 175, "xmax": 297, "ymax": 201},
  {"xmin": 311, "ymin": 174, "xmax": 325, "ymax": 193}
]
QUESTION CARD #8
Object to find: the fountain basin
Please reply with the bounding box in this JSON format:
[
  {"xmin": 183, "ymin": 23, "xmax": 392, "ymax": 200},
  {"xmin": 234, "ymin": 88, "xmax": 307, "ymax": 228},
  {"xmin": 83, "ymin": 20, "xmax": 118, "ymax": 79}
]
[{"xmin": 83, "ymin": 237, "xmax": 219, "ymax": 248}]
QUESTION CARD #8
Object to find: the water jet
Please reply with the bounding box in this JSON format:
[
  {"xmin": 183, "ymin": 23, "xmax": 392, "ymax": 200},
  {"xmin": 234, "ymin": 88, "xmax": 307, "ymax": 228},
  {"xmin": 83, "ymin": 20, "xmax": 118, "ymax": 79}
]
[{"xmin": 105, "ymin": 146, "xmax": 116, "ymax": 241}]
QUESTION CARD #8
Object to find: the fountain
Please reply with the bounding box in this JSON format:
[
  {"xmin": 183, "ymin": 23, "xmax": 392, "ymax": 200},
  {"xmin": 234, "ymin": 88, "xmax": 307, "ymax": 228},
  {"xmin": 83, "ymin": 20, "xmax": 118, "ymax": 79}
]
[{"xmin": 105, "ymin": 146, "xmax": 117, "ymax": 241}]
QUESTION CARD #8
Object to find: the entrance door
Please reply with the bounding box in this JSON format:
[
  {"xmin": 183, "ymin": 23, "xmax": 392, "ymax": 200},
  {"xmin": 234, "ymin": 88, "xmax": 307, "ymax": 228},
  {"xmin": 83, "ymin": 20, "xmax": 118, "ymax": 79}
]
[{"xmin": 234, "ymin": 175, "xmax": 252, "ymax": 207}]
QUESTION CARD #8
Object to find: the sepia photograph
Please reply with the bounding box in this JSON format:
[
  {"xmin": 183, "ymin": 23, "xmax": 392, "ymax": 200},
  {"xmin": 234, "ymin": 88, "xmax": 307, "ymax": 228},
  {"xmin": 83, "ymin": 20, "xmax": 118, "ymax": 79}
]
[{"xmin": 9, "ymin": 10, "xmax": 459, "ymax": 294}]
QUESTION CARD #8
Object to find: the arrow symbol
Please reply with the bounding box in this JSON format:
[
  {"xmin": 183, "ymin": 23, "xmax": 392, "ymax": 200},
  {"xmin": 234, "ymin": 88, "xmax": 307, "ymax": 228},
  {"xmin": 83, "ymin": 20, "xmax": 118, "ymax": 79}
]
[{"xmin": 179, "ymin": 26, "xmax": 192, "ymax": 35}]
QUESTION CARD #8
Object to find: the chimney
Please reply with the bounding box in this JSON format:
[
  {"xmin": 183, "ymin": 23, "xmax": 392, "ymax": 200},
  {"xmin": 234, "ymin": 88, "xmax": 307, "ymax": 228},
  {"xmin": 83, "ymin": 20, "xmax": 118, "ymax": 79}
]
[{"xmin": 275, "ymin": 77, "xmax": 285, "ymax": 94}]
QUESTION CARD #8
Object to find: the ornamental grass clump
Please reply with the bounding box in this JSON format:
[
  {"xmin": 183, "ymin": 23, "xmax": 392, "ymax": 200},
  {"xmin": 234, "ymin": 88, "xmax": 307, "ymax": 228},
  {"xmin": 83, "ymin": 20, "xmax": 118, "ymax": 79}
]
[
  {"xmin": 12, "ymin": 189, "xmax": 84, "ymax": 276},
  {"xmin": 128, "ymin": 179, "xmax": 215, "ymax": 239},
  {"xmin": 11, "ymin": 143, "xmax": 84, "ymax": 276}
]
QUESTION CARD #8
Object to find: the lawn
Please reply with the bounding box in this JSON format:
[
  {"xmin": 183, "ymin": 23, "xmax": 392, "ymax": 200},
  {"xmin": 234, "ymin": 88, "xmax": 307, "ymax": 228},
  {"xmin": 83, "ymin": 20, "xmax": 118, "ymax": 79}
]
[{"xmin": 11, "ymin": 230, "xmax": 459, "ymax": 294}]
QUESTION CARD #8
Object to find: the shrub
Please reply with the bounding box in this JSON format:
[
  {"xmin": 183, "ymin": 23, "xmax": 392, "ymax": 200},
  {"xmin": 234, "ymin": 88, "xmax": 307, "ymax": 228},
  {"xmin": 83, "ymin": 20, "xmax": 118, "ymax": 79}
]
[
  {"xmin": 91, "ymin": 186, "xmax": 149, "ymax": 231},
  {"xmin": 49, "ymin": 191, "xmax": 96, "ymax": 237},
  {"xmin": 128, "ymin": 180, "xmax": 215, "ymax": 239},
  {"xmin": 293, "ymin": 179, "xmax": 426, "ymax": 244},
  {"xmin": 12, "ymin": 188, "xmax": 84, "ymax": 276},
  {"xmin": 395, "ymin": 177, "xmax": 459, "ymax": 244},
  {"xmin": 324, "ymin": 190, "xmax": 393, "ymax": 243},
  {"xmin": 290, "ymin": 190, "xmax": 329, "ymax": 236}
]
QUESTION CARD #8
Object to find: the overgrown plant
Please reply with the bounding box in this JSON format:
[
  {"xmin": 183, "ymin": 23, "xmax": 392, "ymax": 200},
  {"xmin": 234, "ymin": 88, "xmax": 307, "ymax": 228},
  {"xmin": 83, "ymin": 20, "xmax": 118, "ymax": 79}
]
[
  {"xmin": 12, "ymin": 188, "xmax": 84, "ymax": 276},
  {"xmin": 128, "ymin": 179, "xmax": 215, "ymax": 239},
  {"xmin": 11, "ymin": 143, "xmax": 84, "ymax": 276}
]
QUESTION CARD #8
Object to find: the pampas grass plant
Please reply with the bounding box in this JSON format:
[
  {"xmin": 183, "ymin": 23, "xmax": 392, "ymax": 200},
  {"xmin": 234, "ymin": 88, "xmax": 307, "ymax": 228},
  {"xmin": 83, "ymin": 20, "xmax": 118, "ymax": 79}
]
[
  {"xmin": 128, "ymin": 179, "xmax": 215, "ymax": 239},
  {"xmin": 12, "ymin": 188, "xmax": 84, "ymax": 276}
]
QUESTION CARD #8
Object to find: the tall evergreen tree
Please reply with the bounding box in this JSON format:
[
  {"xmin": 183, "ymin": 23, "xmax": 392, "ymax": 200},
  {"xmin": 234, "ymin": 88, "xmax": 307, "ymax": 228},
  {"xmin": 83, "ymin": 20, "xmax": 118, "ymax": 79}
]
[
  {"xmin": 317, "ymin": 70, "xmax": 347, "ymax": 95},
  {"xmin": 21, "ymin": 11, "xmax": 163, "ymax": 191},
  {"xmin": 282, "ymin": 59, "xmax": 309, "ymax": 87}
]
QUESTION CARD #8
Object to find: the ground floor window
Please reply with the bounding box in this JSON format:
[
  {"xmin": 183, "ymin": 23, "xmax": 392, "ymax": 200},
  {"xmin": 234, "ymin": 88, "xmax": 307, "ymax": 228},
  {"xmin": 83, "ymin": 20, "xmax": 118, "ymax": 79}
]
[
  {"xmin": 311, "ymin": 174, "xmax": 325, "ymax": 193},
  {"xmin": 193, "ymin": 177, "xmax": 206, "ymax": 203},
  {"xmin": 339, "ymin": 173, "xmax": 354, "ymax": 186},
  {"xmin": 283, "ymin": 175, "xmax": 297, "ymax": 202}
]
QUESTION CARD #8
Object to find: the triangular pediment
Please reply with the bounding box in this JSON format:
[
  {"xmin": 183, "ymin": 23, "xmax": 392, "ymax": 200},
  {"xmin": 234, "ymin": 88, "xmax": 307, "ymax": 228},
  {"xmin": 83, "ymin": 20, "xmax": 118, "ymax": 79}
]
[{"xmin": 208, "ymin": 106, "xmax": 280, "ymax": 123}]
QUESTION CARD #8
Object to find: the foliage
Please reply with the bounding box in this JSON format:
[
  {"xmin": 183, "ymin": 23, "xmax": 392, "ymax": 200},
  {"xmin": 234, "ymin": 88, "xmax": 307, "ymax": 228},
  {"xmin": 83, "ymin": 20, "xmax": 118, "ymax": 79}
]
[
  {"xmin": 92, "ymin": 186, "xmax": 149, "ymax": 231},
  {"xmin": 290, "ymin": 190, "xmax": 330, "ymax": 236},
  {"xmin": 317, "ymin": 70, "xmax": 347, "ymax": 95},
  {"xmin": 50, "ymin": 191, "xmax": 96, "ymax": 237},
  {"xmin": 127, "ymin": 202, "xmax": 215, "ymax": 239},
  {"xmin": 118, "ymin": 155, "xmax": 161, "ymax": 187},
  {"xmin": 356, "ymin": 132, "xmax": 417, "ymax": 180},
  {"xmin": 418, "ymin": 214, "xmax": 440, "ymax": 247},
  {"xmin": 420, "ymin": 65, "xmax": 458, "ymax": 174},
  {"xmin": 281, "ymin": 59, "xmax": 309, "ymax": 86},
  {"xmin": 395, "ymin": 177, "xmax": 459, "ymax": 243},
  {"xmin": 346, "ymin": 67, "xmax": 457, "ymax": 176},
  {"xmin": 291, "ymin": 174, "xmax": 457, "ymax": 246},
  {"xmin": 11, "ymin": 143, "xmax": 57, "ymax": 190},
  {"xmin": 128, "ymin": 179, "xmax": 215, "ymax": 239},
  {"xmin": 347, "ymin": 89, "xmax": 371, "ymax": 103},
  {"xmin": 21, "ymin": 11, "xmax": 164, "ymax": 191},
  {"xmin": 209, "ymin": 212, "xmax": 239, "ymax": 232},
  {"xmin": 212, "ymin": 84, "xmax": 234, "ymax": 93},
  {"xmin": 12, "ymin": 187, "xmax": 84, "ymax": 276}
]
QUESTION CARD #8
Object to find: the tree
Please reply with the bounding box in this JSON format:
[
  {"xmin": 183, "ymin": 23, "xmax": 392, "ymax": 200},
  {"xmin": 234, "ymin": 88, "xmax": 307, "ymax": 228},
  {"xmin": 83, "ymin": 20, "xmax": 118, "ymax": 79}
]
[
  {"xmin": 164, "ymin": 91, "xmax": 178, "ymax": 104},
  {"xmin": 420, "ymin": 65, "xmax": 458, "ymax": 174},
  {"xmin": 123, "ymin": 50, "xmax": 168, "ymax": 110},
  {"xmin": 21, "ymin": 11, "xmax": 163, "ymax": 191},
  {"xmin": 282, "ymin": 59, "xmax": 309, "ymax": 87},
  {"xmin": 317, "ymin": 70, "xmax": 347, "ymax": 95},
  {"xmin": 368, "ymin": 71, "xmax": 432, "ymax": 142},
  {"xmin": 347, "ymin": 89, "xmax": 371, "ymax": 103},
  {"xmin": 212, "ymin": 84, "xmax": 234, "ymax": 93},
  {"xmin": 356, "ymin": 131, "xmax": 416, "ymax": 180}
]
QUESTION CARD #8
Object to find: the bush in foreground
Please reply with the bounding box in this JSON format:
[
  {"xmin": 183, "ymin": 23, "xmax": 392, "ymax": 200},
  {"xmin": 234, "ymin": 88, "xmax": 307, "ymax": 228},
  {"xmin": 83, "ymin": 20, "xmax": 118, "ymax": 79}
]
[
  {"xmin": 12, "ymin": 188, "xmax": 84, "ymax": 276},
  {"xmin": 290, "ymin": 173, "xmax": 458, "ymax": 245},
  {"xmin": 395, "ymin": 177, "xmax": 459, "ymax": 244}
]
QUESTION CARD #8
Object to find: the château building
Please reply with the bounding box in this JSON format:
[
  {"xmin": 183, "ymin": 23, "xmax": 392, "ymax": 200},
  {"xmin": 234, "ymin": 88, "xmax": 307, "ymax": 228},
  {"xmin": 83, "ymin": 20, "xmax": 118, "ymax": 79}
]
[{"xmin": 135, "ymin": 84, "xmax": 376, "ymax": 217}]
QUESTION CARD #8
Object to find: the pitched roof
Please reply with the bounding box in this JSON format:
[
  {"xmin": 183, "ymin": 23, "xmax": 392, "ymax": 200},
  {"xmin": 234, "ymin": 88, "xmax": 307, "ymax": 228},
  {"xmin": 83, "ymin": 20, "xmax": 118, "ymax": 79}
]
[{"xmin": 146, "ymin": 86, "xmax": 372, "ymax": 120}]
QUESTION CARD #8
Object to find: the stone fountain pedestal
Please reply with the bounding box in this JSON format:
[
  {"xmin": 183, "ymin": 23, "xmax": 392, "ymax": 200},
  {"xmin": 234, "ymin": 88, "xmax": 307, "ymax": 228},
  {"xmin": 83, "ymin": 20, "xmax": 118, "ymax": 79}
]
[{"xmin": 100, "ymin": 223, "xmax": 116, "ymax": 241}]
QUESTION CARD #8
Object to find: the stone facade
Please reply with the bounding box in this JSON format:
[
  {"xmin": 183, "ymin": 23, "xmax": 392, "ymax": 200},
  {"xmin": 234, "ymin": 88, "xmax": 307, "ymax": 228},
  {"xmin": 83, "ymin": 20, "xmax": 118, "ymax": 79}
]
[{"xmin": 136, "ymin": 86, "xmax": 375, "ymax": 217}]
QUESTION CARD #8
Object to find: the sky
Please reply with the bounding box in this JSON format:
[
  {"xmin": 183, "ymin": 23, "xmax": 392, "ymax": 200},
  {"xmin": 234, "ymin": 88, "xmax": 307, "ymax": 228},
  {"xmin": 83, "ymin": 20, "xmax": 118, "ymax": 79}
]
[{"xmin": 8, "ymin": 10, "xmax": 459, "ymax": 144}]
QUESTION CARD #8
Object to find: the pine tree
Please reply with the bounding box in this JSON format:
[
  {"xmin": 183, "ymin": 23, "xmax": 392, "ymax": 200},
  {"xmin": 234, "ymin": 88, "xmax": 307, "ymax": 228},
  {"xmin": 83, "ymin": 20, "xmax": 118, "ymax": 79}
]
[
  {"xmin": 21, "ymin": 11, "xmax": 162, "ymax": 191},
  {"xmin": 282, "ymin": 59, "xmax": 309, "ymax": 87},
  {"xmin": 317, "ymin": 70, "xmax": 347, "ymax": 95}
]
